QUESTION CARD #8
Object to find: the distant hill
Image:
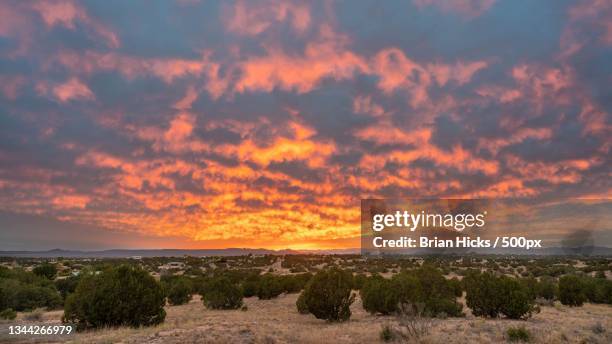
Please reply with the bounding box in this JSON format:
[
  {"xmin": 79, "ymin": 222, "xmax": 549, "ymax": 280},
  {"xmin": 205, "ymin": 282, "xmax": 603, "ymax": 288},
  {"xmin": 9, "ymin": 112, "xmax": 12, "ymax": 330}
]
[
  {"xmin": 1, "ymin": 246, "xmax": 611, "ymax": 258},
  {"xmin": 0, "ymin": 247, "xmax": 361, "ymax": 258}
]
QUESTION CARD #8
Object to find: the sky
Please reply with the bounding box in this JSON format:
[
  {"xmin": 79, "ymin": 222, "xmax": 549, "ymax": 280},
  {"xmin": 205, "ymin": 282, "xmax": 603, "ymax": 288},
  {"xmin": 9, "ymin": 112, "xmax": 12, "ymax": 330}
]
[{"xmin": 0, "ymin": 0, "xmax": 610, "ymax": 250}]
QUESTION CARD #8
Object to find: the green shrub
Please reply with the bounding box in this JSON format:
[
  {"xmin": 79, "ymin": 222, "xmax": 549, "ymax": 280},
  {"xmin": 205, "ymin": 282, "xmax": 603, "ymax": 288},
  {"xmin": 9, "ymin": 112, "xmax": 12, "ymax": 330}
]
[
  {"xmin": 519, "ymin": 277, "xmax": 538, "ymax": 301},
  {"xmin": 0, "ymin": 274, "xmax": 61, "ymax": 311},
  {"xmin": 361, "ymin": 276, "xmax": 397, "ymax": 315},
  {"xmin": 465, "ymin": 272, "xmax": 536, "ymax": 319},
  {"xmin": 390, "ymin": 272, "xmax": 422, "ymax": 306},
  {"xmin": 279, "ymin": 273, "xmax": 312, "ymax": 293},
  {"xmin": 361, "ymin": 267, "xmax": 463, "ymax": 317},
  {"xmin": 63, "ymin": 265, "xmax": 166, "ymax": 330},
  {"xmin": 55, "ymin": 275, "xmax": 81, "ymax": 301},
  {"xmin": 499, "ymin": 277, "xmax": 537, "ymax": 319},
  {"xmin": 380, "ymin": 324, "xmax": 395, "ymax": 342},
  {"xmin": 352, "ymin": 274, "xmax": 367, "ymax": 290},
  {"xmin": 0, "ymin": 308, "xmax": 16, "ymax": 320},
  {"xmin": 201, "ymin": 277, "xmax": 243, "ymax": 310},
  {"xmin": 13, "ymin": 285, "xmax": 62, "ymax": 311},
  {"xmin": 166, "ymin": 278, "xmax": 192, "ymax": 306},
  {"xmin": 256, "ymin": 274, "xmax": 283, "ymax": 299},
  {"xmin": 536, "ymin": 276, "xmax": 557, "ymax": 301},
  {"xmin": 241, "ymin": 274, "xmax": 260, "ymax": 297},
  {"xmin": 583, "ymin": 277, "xmax": 612, "ymax": 304},
  {"xmin": 413, "ymin": 266, "xmax": 463, "ymax": 316},
  {"xmin": 464, "ymin": 271, "xmax": 502, "ymax": 317},
  {"xmin": 507, "ymin": 326, "xmax": 531, "ymax": 342},
  {"xmin": 296, "ymin": 291, "xmax": 309, "ymax": 314},
  {"xmin": 33, "ymin": 263, "xmax": 57, "ymax": 280},
  {"xmin": 302, "ymin": 268, "xmax": 355, "ymax": 322},
  {"xmin": 558, "ymin": 275, "xmax": 586, "ymax": 306},
  {"xmin": 448, "ymin": 277, "xmax": 463, "ymax": 297},
  {"xmin": 0, "ymin": 284, "xmax": 5, "ymax": 311},
  {"xmin": 279, "ymin": 275, "xmax": 300, "ymax": 294}
]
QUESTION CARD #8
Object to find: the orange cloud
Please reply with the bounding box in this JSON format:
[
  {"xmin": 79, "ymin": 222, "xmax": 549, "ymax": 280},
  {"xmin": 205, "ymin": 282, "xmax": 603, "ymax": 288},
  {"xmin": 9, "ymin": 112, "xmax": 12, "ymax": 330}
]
[
  {"xmin": 52, "ymin": 195, "xmax": 90, "ymax": 209},
  {"xmin": 356, "ymin": 126, "xmax": 499, "ymax": 176},
  {"xmin": 52, "ymin": 78, "xmax": 94, "ymax": 102},
  {"xmin": 428, "ymin": 61, "xmax": 488, "ymax": 86},
  {"xmin": 31, "ymin": 0, "xmax": 119, "ymax": 48},
  {"xmin": 225, "ymin": 0, "xmax": 311, "ymax": 36},
  {"xmin": 236, "ymin": 25, "xmax": 368, "ymax": 93},
  {"xmin": 52, "ymin": 51, "xmax": 227, "ymax": 92}
]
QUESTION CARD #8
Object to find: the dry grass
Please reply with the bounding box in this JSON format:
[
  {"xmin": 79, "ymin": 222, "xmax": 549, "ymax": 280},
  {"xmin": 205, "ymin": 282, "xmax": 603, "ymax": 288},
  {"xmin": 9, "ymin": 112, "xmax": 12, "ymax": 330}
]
[{"xmin": 0, "ymin": 295, "xmax": 610, "ymax": 343}]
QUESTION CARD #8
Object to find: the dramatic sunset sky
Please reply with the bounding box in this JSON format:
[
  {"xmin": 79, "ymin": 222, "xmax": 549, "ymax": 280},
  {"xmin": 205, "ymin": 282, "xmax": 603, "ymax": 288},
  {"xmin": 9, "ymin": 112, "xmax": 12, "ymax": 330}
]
[{"xmin": 0, "ymin": 0, "xmax": 610, "ymax": 250}]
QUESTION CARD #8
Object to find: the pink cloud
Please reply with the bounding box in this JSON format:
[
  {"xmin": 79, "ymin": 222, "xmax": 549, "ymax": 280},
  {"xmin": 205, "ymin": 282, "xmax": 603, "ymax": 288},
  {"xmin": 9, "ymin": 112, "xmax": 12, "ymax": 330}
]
[
  {"xmin": 52, "ymin": 78, "xmax": 94, "ymax": 102},
  {"xmin": 235, "ymin": 25, "xmax": 368, "ymax": 93},
  {"xmin": 173, "ymin": 86, "xmax": 199, "ymax": 110},
  {"xmin": 31, "ymin": 0, "xmax": 119, "ymax": 48},
  {"xmin": 225, "ymin": 0, "xmax": 311, "ymax": 36},
  {"xmin": 52, "ymin": 51, "xmax": 228, "ymax": 97},
  {"xmin": 428, "ymin": 61, "xmax": 488, "ymax": 86}
]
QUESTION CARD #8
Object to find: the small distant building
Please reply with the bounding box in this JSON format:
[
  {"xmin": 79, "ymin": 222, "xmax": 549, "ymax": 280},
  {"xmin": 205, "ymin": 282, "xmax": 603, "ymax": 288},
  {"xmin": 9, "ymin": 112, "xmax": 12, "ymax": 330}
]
[
  {"xmin": 130, "ymin": 256, "xmax": 143, "ymax": 260},
  {"xmin": 159, "ymin": 261, "xmax": 185, "ymax": 271},
  {"xmin": 167, "ymin": 262, "xmax": 184, "ymax": 269}
]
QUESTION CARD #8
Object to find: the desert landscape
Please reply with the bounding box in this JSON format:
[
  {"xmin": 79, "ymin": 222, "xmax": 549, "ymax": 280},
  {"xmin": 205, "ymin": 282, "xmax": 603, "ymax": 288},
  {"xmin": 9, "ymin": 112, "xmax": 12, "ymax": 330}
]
[
  {"xmin": 0, "ymin": 254, "xmax": 610, "ymax": 343},
  {"xmin": 2, "ymin": 293, "xmax": 611, "ymax": 344}
]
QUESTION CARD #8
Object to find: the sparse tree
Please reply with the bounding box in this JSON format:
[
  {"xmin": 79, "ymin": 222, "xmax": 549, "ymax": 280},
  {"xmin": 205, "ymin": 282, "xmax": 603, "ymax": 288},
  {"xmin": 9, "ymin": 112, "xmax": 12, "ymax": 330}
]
[
  {"xmin": 63, "ymin": 265, "xmax": 166, "ymax": 330},
  {"xmin": 302, "ymin": 268, "xmax": 355, "ymax": 322}
]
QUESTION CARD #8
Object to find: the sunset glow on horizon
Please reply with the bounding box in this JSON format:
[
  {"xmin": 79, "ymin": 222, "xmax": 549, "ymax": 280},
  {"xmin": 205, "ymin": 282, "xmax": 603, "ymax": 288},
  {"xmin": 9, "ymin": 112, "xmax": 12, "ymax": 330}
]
[{"xmin": 0, "ymin": 0, "xmax": 610, "ymax": 250}]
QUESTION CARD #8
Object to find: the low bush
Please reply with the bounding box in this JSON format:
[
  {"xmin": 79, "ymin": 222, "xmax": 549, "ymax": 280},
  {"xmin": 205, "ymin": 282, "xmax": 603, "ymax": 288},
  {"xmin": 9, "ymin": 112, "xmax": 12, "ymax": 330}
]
[
  {"xmin": 6, "ymin": 284, "xmax": 62, "ymax": 311},
  {"xmin": 352, "ymin": 274, "xmax": 367, "ymax": 290},
  {"xmin": 361, "ymin": 275, "xmax": 397, "ymax": 315},
  {"xmin": 361, "ymin": 267, "xmax": 463, "ymax": 317},
  {"xmin": 280, "ymin": 273, "xmax": 312, "ymax": 293},
  {"xmin": 241, "ymin": 274, "xmax": 260, "ymax": 297},
  {"xmin": 0, "ymin": 308, "xmax": 16, "ymax": 320},
  {"xmin": 379, "ymin": 324, "xmax": 395, "ymax": 342},
  {"xmin": 558, "ymin": 275, "xmax": 586, "ymax": 306},
  {"xmin": 256, "ymin": 274, "xmax": 283, "ymax": 299},
  {"xmin": 201, "ymin": 277, "xmax": 243, "ymax": 310},
  {"xmin": 55, "ymin": 275, "xmax": 81, "ymax": 301},
  {"xmin": 301, "ymin": 268, "xmax": 355, "ymax": 322},
  {"xmin": 394, "ymin": 302, "xmax": 432, "ymax": 341},
  {"xmin": 506, "ymin": 326, "xmax": 531, "ymax": 342},
  {"xmin": 465, "ymin": 271, "xmax": 536, "ymax": 319},
  {"xmin": 499, "ymin": 277, "xmax": 538, "ymax": 319},
  {"xmin": 296, "ymin": 291, "xmax": 309, "ymax": 314},
  {"xmin": 166, "ymin": 278, "xmax": 193, "ymax": 306},
  {"xmin": 583, "ymin": 276, "xmax": 612, "ymax": 304},
  {"xmin": 0, "ymin": 271, "xmax": 62, "ymax": 312},
  {"xmin": 536, "ymin": 276, "xmax": 557, "ymax": 301},
  {"xmin": 413, "ymin": 266, "xmax": 463, "ymax": 316},
  {"xmin": 33, "ymin": 263, "xmax": 57, "ymax": 280},
  {"xmin": 63, "ymin": 265, "xmax": 166, "ymax": 330}
]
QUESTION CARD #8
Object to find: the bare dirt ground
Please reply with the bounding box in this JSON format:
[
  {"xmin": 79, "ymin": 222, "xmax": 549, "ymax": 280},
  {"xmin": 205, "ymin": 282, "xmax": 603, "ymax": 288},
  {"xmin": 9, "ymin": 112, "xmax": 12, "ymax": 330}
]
[{"xmin": 1, "ymin": 294, "xmax": 610, "ymax": 344}]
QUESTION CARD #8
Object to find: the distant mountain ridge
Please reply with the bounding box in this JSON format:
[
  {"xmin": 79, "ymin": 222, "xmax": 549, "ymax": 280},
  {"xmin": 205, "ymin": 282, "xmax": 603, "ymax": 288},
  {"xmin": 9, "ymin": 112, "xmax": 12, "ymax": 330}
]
[
  {"xmin": 0, "ymin": 247, "xmax": 361, "ymax": 258},
  {"xmin": 0, "ymin": 246, "xmax": 611, "ymax": 257}
]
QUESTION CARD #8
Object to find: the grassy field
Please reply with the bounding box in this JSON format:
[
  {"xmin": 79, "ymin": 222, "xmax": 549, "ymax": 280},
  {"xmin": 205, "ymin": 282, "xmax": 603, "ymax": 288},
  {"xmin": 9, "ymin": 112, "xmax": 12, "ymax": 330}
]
[
  {"xmin": 1, "ymin": 255, "xmax": 610, "ymax": 343},
  {"xmin": 1, "ymin": 293, "xmax": 610, "ymax": 344}
]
